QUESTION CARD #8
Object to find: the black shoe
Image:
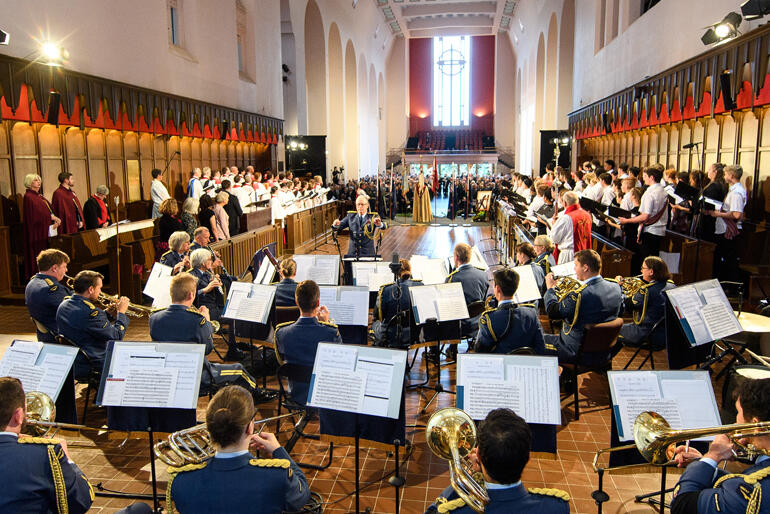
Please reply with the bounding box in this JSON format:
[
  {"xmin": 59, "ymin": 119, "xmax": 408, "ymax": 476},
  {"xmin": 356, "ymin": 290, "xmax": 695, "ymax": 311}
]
[
  {"xmin": 444, "ymin": 345, "xmax": 458, "ymax": 361},
  {"xmin": 252, "ymin": 388, "xmax": 278, "ymax": 404},
  {"xmin": 224, "ymin": 349, "xmax": 246, "ymax": 362}
]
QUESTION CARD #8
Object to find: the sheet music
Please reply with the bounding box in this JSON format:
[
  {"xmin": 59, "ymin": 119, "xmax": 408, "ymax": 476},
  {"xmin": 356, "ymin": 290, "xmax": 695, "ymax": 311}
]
[
  {"xmin": 409, "ymin": 285, "xmax": 438, "ymax": 323},
  {"xmin": 37, "ymin": 353, "xmax": 77, "ymax": 401},
  {"xmin": 666, "ymin": 281, "xmax": 741, "ymax": 346},
  {"xmin": 436, "ymin": 295, "xmax": 468, "ymax": 321},
  {"xmin": 223, "ymin": 283, "xmax": 275, "ymax": 324},
  {"xmin": 0, "ymin": 341, "xmax": 43, "ymax": 368},
  {"xmin": 120, "ymin": 368, "xmax": 178, "ymax": 407},
  {"xmin": 667, "ymin": 287, "xmax": 710, "ymax": 345},
  {"xmin": 318, "ymin": 286, "xmax": 369, "ymax": 325},
  {"xmin": 253, "ymin": 260, "xmax": 276, "ymax": 285},
  {"xmin": 550, "ymin": 261, "xmax": 576, "ymax": 278},
  {"xmin": 0, "ymin": 342, "xmax": 76, "ymax": 401},
  {"xmin": 659, "ymin": 251, "xmax": 680, "ymax": 275},
  {"xmin": 164, "ymin": 351, "xmax": 203, "ymax": 409},
  {"xmin": 315, "ymin": 345, "xmax": 358, "ymax": 371},
  {"xmin": 470, "ymin": 245, "xmax": 489, "ymax": 271},
  {"xmin": 294, "ymin": 255, "xmax": 340, "ymax": 285},
  {"xmin": 143, "ymin": 262, "xmax": 174, "ymax": 308},
  {"xmin": 309, "ymin": 369, "xmax": 365, "ymax": 412},
  {"xmin": 352, "ymin": 262, "xmax": 392, "ymax": 291},
  {"xmin": 457, "ymin": 355, "xmax": 560, "ymax": 424},
  {"xmin": 512, "ymin": 264, "xmax": 542, "ymax": 303},
  {"xmin": 410, "ymin": 255, "xmax": 448, "ymax": 285},
  {"xmin": 609, "ymin": 370, "xmax": 721, "ymax": 441},
  {"xmin": 358, "ymin": 356, "xmax": 395, "ymax": 417},
  {"xmin": 5, "ymin": 364, "xmax": 45, "ymax": 395},
  {"xmin": 409, "ymin": 283, "xmax": 469, "ymax": 323}
]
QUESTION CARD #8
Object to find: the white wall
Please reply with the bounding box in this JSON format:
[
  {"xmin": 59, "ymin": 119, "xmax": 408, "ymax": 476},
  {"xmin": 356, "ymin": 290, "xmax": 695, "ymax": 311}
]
[
  {"xmin": 0, "ymin": 0, "xmax": 284, "ymax": 119},
  {"xmin": 386, "ymin": 37, "xmax": 408, "ymax": 160}
]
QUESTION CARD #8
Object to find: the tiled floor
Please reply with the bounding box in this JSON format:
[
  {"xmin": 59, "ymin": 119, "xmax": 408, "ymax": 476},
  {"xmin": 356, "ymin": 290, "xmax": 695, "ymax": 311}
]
[{"xmin": 1, "ymin": 225, "xmax": 743, "ymax": 513}]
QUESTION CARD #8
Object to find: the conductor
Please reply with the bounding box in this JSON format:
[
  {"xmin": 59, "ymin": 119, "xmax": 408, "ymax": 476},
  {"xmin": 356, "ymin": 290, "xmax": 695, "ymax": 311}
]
[{"xmin": 332, "ymin": 195, "xmax": 387, "ymax": 257}]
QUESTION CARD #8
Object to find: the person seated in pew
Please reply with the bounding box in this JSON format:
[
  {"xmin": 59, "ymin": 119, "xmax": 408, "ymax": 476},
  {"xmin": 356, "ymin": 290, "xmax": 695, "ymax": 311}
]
[
  {"xmin": 426, "ymin": 408, "xmax": 569, "ymax": 514},
  {"xmin": 515, "ymin": 242, "xmax": 546, "ymax": 295},
  {"xmin": 274, "ymin": 257, "xmax": 298, "ymax": 307},
  {"xmin": 160, "ymin": 230, "xmax": 191, "ymax": 275},
  {"xmin": 274, "ymin": 280, "xmax": 342, "ymax": 405},
  {"xmin": 56, "ymin": 270, "xmax": 130, "ymax": 378},
  {"xmin": 25, "ymin": 249, "xmax": 72, "ymax": 343},
  {"xmin": 0, "ymin": 377, "xmax": 154, "ymax": 514},
  {"xmin": 671, "ymin": 378, "xmax": 770, "ymax": 514},
  {"xmin": 167, "ymin": 385, "xmax": 309, "ymax": 513},
  {"xmin": 372, "ymin": 259, "xmax": 422, "ymax": 348},
  {"xmin": 616, "ymin": 256, "xmax": 674, "ymax": 350},
  {"xmin": 543, "ymin": 250, "xmax": 622, "ymax": 366},
  {"xmin": 475, "ymin": 269, "xmax": 546, "ymax": 355},
  {"xmin": 149, "ymin": 273, "xmax": 276, "ymax": 404},
  {"xmin": 533, "ymin": 234, "xmax": 556, "ymax": 275}
]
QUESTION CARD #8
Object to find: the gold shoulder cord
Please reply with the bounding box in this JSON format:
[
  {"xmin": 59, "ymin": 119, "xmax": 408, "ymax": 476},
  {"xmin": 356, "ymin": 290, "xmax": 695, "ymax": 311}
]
[
  {"xmin": 47, "ymin": 445, "xmax": 69, "ymax": 514},
  {"xmin": 633, "ymin": 286, "xmax": 650, "ymax": 325},
  {"xmin": 562, "ymin": 292, "xmax": 582, "ymax": 336},
  {"xmin": 713, "ymin": 466, "xmax": 770, "ymax": 514}
]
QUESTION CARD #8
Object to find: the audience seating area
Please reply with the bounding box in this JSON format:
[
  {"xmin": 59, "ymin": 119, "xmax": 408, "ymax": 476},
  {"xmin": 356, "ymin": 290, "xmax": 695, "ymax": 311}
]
[{"xmin": 414, "ymin": 129, "xmax": 485, "ymax": 152}]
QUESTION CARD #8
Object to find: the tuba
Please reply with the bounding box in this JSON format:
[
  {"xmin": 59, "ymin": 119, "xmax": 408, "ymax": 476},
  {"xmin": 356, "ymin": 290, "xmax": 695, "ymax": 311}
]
[
  {"xmin": 553, "ymin": 276, "xmax": 582, "ymax": 302},
  {"xmin": 425, "ymin": 408, "xmax": 489, "ymax": 513},
  {"xmin": 24, "ymin": 391, "xmax": 57, "ymax": 436}
]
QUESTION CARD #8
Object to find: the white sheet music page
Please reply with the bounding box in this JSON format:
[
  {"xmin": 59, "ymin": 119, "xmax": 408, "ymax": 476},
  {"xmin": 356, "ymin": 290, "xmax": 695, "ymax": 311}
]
[
  {"xmin": 505, "ymin": 360, "xmax": 560, "ymax": 424},
  {"xmin": 409, "ymin": 285, "xmax": 438, "ymax": 324},
  {"xmin": 0, "ymin": 341, "xmax": 43, "ymax": 370},
  {"xmin": 434, "ymin": 283, "xmax": 469, "ymax": 321},
  {"xmin": 358, "ymin": 355, "xmax": 395, "ymax": 417},
  {"xmin": 143, "ymin": 262, "xmax": 173, "ymax": 299},
  {"xmin": 512, "ymin": 265, "xmax": 542, "ymax": 304},
  {"xmin": 666, "ymin": 286, "xmax": 710, "ymax": 346},
  {"xmin": 464, "ymin": 380, "xmax": 522, "ymax": 420},
  {"xmin": 224, "ymin": 283, "xmax": 274, "ymax": 324},
  {"xmin": 165, "ymin": 351, "xmax": 203, "ymax": 409},
  {"xmin": 550, "ymin": 261, "xmax": 576, "ymax": 278},
  {"xmin": 308, "ymin": 369, "xmax": 365, "ymax": 413},
  {"xmin": 37, "ymin": 352, "xmax": 76, "ymax": 401}
]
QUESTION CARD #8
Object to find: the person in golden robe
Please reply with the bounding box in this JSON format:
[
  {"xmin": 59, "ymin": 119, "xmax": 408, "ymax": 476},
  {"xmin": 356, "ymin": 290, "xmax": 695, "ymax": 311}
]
[{"xmin": 413, "ymin": 172, "xmax": 433, "ymax": 223}]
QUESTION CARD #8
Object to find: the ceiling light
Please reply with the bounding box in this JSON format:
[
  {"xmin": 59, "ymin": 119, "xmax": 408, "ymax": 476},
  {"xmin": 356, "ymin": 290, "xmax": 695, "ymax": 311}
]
[
  {"xmin": 41, "ymin": 42, "xmax": 61, "ymax": 61},
  {"xmin": 741, "ymin": 0, "xmax": 770, "ymax": 20},
  {"xmin": 702, "ymin": 12, "xmax": 742, "ymax": 46}
]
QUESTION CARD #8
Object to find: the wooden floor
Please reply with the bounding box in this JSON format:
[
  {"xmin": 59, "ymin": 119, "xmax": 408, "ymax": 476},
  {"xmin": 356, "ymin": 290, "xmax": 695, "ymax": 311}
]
[{"xmin": 1, "ymin": 224, "xmax": 736, "ymax": 513}]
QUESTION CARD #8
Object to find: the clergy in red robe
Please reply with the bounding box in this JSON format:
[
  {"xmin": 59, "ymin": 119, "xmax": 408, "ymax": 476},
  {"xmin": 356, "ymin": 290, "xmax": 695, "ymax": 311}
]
[
  {"xmin": 23, "ymin": 174, "xmax": 61, "ymax": 278},
  {"xmin": 549, "ymin": 191, "xmax": 592, "ymax": 264},
  {"xmin": 51, "ymin": 172, "xmax": 84, "ymax": 234}
]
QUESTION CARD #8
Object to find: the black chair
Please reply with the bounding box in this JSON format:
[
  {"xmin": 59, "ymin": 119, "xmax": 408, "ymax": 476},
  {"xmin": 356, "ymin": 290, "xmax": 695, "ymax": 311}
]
[
  {"xmin": 275, "ymin": 362, "xmax": 333, "ymax": 470},
  {"xmin": 30, "ymin": 317, "xmax": 53, "ymax": 342},
  {"xmin": 622, "ymin": 318, "xmax": 665, "ymax": 370},
  {"xmin": 275, "ymin": 306, "xmax": 301, "ymax": 326},
  {"xmin": 560, "ymin": 317, "xmax": 623, "ymax": 422},
  {"xmin": 55, "ymin": 335, "xmax": 102, "ymax": 423}
]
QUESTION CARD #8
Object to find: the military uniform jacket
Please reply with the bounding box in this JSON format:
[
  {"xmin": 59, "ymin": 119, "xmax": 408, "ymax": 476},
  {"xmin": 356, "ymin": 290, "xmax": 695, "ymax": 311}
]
[
  {"xmin": 335, "ymin": 211, "xmax": 387, "ymax": 256},
  {"xmin": 373, "ymin": 277, "xmax": 421, "ymax": 346},
  {"xmin": 475, "ymin": 302, "xmax": 545, "ymax": 354},
  {"xmin": 544, "ymin": 276, "xmax": 622, "ymax": 360},
  {"xmin": 56, "ymin": 295, "xmax": 129, "ymax": 373},
  {"xmin": 169, "ymin": 447, "xmax": 310, "ymax": 514},
  {"xmin": 673, "ymin": 457, "xmax": 770, "ymax": 514},
  {"xmin": 275, "ymin": 278, "xmax": 298, "ymax": 307},
  {"xmin": 149, "ymin": 304, "xmax": 214, "ymax": 354},
  {"xmin": 534, "ymin": 252, "xmax": 556, "ymax": 275},
  {"xmin": 426, "ymin": 483, "xmax": 569, "ymax": 514},
  {"xmin": 188, "ymin": 268, "xmax": 223, "ymax": 319},
  {"xmin": 275, "ymin": 317, "xmax": 343, "ymax": 405},
  {"xmin": 620, "ymin": 280, "xmax": 675, "ymax": 345},
  {"xmin": 160, "ymin": 250, "xmax": 186, "ymax": 270},
  {"xmin": 189, "ymin": 241, "xmax": 215, "ymax": 259},
  {"xmin": 25, "ymin": 274, "xmax": 71, "ymax": 343},
  {"xmin": 0, "ymin": 434, "xmax": 94, "ymax": 514},
  {"xmin": 446, "ymin": 263, "xmax": 489, "ymax": 305}
]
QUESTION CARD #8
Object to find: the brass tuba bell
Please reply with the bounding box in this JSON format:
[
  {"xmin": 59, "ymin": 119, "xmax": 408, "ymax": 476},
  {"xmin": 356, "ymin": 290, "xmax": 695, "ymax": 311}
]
[
  {"xmin": 425, "ymin": 408, "xmax": 489, "ymax": 513},
  {"xmin": 24, "ymin": 391, "xmax": 56, "ymax": 436}
]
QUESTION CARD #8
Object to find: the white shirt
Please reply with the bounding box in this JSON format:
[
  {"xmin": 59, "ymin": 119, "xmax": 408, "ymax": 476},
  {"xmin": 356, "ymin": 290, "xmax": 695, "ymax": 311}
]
[
  {"xmin": 715, "ymin": 182, "xmax": 747, "ymax": 234},
  {"xmin": 549, "ymin": 213, "xmax": 574, "ymax": 264},
  {"xmin": 188, "ymin": 177, "xmax": 203, "ymax": 199},
  {"xmin": 639, "ymin": 182, "xmax": 668, "ymax": 236},
  {"xmin": 235, "ymin": 185, "xmax": 256, "ymax": 212},
  {"xmin": 151, "ymin": 179, "xmax": 170, "ymax": 218},
  {"xmin": 215, "ymin": 449, "xmax": 250, "ymax": 459},
  {"xmin": 600, "ymin": 185, "xmax": 615, "ymax": 206},
  {"xmin": 620, "ymin": 192, "xmax": 634, "ymax": 211},
  {"xmin": 527, "ymin": 195, "xmax": 545, "ymax": 218}
]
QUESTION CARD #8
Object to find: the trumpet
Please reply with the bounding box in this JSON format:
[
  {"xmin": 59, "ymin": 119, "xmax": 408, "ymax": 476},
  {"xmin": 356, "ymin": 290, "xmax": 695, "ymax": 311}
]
[
  {"xmin": 63, "ymin": 275, "xmax": 153, "ymax": 318},
  {"xmin": 593, "ymin": 411, "xmax": 770, "ymax": 472},
  {"xmin": 426, "ymin": 408, "xmax": 489, "ymax": 513},
  {"xmin": 154, "ymin": 411, "xmax": 303, "ymax": 467}
]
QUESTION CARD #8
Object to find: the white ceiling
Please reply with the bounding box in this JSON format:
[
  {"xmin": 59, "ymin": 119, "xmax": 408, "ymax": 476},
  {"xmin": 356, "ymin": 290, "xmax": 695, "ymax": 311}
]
[{"xmin": 373, "ymin": 0, "xmax": 517, "ymax": 39}]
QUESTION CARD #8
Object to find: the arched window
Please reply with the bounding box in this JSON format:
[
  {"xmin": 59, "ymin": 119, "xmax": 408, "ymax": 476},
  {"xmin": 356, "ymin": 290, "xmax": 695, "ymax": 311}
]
[{"xmin": 433, "ymin": 36, "xmax": 470, "ymax": 127}]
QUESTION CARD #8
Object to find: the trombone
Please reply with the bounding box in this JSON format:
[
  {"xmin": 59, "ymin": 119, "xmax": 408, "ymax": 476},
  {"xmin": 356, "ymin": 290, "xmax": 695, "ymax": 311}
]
[
  {"xmin": 24, "ymin": 391, "xmax": 109, "ymax": 447},
  {"xmin": 154, "ymin": 411, "xmax": 302, "ymax": 467}
]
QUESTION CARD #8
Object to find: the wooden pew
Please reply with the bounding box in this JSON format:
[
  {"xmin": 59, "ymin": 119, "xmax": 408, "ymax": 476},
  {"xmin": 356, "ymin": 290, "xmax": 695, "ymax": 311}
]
[
  {"xmin": 284, "ymin": 201, "xmax": 338, "ymax": 254},
  {"xmin": 591, "ymin": 232, "xmax": 632, "ymax": 279},
  {"xmin": 662, "ymin": 230, "xmax": 715, "ymax": 285}
]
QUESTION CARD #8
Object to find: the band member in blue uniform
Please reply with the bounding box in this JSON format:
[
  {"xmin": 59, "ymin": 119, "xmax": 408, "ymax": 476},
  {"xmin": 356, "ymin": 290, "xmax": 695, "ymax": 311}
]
[
  {"xmin": 533, "ymin": 235, "xmax": 556, "ymax": 276},
  {"xmin": 0, "ymin": 378, "xmax": 152, "ymax": 513},
  {"xmin": 426, "ymin": 408, "xmax": 569, "ymax": 514},
  {"xmin": 274, "ymin": 257, "xmax": 298, "ymax": 307},
  {"xmin": 332, "ymin": 195, "xmax": 387, "ymax": 257},
  {"xmin": 275, "ymin": 280, "xmax": 342, "ymax": 405},
  {"xmin": 25, "ymin": 249, "xmax": 71, "ymax": 343},
  {"xmin": 672, "ymin": 378, "xmax": 770, "ymax": 514},
  {"xmin": 543, "ymin": 250, "xmax": 622, "ymax": 364},
  {"xmin": 168, "ymin": 385, "xmax": 310, "ymax": 513},
  {"xmin": 372, "ymin": 259, "xmax": 422, "ymax": 348},
  {"xmin": 149, "ymin": 274, "xmax": 276, "ymax": 403},
  {"xmin": 616, "ymin": 256, "xmax": 674, "ymax": 349},
  {"xmin": 447, "ymin": 243, "xmax": 489, "ymax": 338},
  {"xmin": 56, "ymin": 270, "xmax": 130, "ymax": 378},
  {"xmin": 475, "ymin": 269, "xmax": 546, "ymax": 355},
  {"xmin": 515, "ymin": 242, "xmax": 547, "ymax": 295},
  {"xmin": 160, "ymin": 230, "xmax": 191, "ymax": 275}
]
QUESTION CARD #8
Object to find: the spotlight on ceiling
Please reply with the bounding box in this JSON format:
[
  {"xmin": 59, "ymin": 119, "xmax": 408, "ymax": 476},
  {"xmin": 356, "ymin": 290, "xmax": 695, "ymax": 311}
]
[
  {"xmin": 741, "ymin": 0, "xmax": 770, "ymax": 20},
  {"xmin": 0, "ymin": 29, "xmax": 9, "ymax": 46},
  {"xmin": 40, "ymin": 41, "xmax": 68, "ymax": 66},
  {"xmin": 702, "ymin": 12, "xmax": 742, "ymax": 46}
]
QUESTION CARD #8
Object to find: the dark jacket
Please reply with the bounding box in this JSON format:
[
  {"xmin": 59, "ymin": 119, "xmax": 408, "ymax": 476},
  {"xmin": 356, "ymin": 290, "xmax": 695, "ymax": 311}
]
[{"xmin": 223, "ymin": 190, "xmax": 243, "ymax": 236}]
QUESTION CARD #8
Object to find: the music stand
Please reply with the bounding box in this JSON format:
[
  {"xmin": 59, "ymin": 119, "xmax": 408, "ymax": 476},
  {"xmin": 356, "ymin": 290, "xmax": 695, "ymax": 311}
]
[{"xmin": 97, "ymin": 341, "xmax": 205, "ymax": 512}]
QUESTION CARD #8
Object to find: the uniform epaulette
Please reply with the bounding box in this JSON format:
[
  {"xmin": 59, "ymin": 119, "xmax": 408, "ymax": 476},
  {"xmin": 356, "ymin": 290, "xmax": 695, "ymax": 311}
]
[
  {"xmin": 167, "ymin": 461, "xmax": 209, "ymax": 475},
  {"xmin": 43, "ymin": 277, "xmax": 54, "ymax": 286},
  {"xmin": 575, "ymin": 283, "xmax": 588, "ymax": 293},
  {"xmin": 249, "ymin": 458, "xmax": 291, "ymax": 469},
  {"xmin": 275, "ymin": 321, "xmax": 295, "ymax": 330},
  {"xmin": 64, "ymin": 295, "xmax": 72, "ymax": 300},
  {"xmin": 436, "ymin": 497, "xmax": 466, "ymax": 513},
  {"xmin": 18, "ymin": 436, "xmax": 62, "ymax": 445},
  {"xmin": 519, "ymin": 302, "xmax": 536, "ymax": 308},
  {"xmin": 347, "ymin": 210, "xmax": 357, "ymax": 214},
  {"xmin": 473, "ymin": 266, "xmax": 486, "ymax": 271},
  {"xmin": 186, "ymin": 307, "xmax": 204, "ymax": 316},
  {"xmin": 82, "ymin": 299, "xmax": 97, "ymax": 310},
  {"xmin": 667, "ymin": 279, "xmax": 675, "ymax": 284},
  {"xmin": 161, "ymin": 250, "xmax": 172, "ymax": 257},
  {"xmin": 481, "ymin": 308, "xmax": 496, "ymax": 316},
  {"xmin": 605, "ymin": 277, "xmax": 619, "ymax": 283},
  {"xmin": 528, "ymin": 487, "xmax": 570, "ymax": 501},
  {"xmin": 319, "ymin": 320, "xmax": 339, "ymax": 329}
]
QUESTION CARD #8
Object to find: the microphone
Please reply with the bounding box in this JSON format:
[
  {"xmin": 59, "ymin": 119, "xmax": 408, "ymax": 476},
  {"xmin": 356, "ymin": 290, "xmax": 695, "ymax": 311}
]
[
  {"xmin": 683, "ymin": 142, "xmax": 700, "ymax": 149},
  {"xmin": 389, "ymin": 252, "xmax": 402, "ymax": 276}
]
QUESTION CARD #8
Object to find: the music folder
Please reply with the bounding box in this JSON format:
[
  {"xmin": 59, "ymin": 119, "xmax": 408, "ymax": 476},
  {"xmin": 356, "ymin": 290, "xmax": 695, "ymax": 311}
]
[
  {"xmin": 665, "ymin": 279, "xmax": 742, "ymax": 348},
  {"xmin": 409, "ymin": 282, "xmax": 469, "ymax": 324},
  {"xmin": 0, "ymin": 340, "xmax": 78, "ymax": 402}
]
